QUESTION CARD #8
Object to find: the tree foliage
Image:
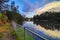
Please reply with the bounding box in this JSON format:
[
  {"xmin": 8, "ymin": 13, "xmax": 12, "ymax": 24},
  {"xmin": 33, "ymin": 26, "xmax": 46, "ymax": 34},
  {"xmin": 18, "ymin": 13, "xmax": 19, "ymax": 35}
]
[
  {"xmin": 0, "ymin": 0, "xmax": 9, "ymax": 12},
  {"xmin": 0, "ymin": 0, "xmax": 24, "ymax": 24},
  {"xmin": 5, "ymin": 10, "xmax": 24, "ymax": 24},
  {"xmin": 33, "ymin": 12, "xmax": 60, "ymax": 21},
  {"xmin": 33, "ymin": 12, "xmax": 60, "ymax": 31}
]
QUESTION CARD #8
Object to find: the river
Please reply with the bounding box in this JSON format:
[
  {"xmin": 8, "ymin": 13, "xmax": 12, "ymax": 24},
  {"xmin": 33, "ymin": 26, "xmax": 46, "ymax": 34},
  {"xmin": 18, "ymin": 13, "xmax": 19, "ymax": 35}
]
[{"xmin": 22, "ymin": 21, "xmax": 60, "ymax": 40}]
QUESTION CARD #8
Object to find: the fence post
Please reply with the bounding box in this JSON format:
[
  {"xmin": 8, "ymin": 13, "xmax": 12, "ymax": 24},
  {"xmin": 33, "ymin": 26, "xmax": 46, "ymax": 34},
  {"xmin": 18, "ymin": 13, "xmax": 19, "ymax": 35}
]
[{"xmin": 24, "ymin": 27, "xmax": 26, "ymax": 40}]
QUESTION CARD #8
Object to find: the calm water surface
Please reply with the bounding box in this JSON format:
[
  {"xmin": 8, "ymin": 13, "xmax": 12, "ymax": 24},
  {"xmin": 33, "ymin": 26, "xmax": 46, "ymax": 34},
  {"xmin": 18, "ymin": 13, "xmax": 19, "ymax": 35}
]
[{"xmin": 22, "ymin": 21, "xmax": 60, "ymax": 40}]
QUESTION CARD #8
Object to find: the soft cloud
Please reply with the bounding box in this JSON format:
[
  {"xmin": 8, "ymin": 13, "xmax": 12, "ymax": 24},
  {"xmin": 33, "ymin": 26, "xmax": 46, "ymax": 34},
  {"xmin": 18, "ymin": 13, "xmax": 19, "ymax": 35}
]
[
  {"xmin": 21, "ymin": 0, "xmax": 60, "ymax": 17},
  {"xmin": 22, "ymin": 0, "xmax": 40, "ymax": 12},
  {"xmin": 34, "ymin": 1, "xmax": 60, "ymax": 15}
]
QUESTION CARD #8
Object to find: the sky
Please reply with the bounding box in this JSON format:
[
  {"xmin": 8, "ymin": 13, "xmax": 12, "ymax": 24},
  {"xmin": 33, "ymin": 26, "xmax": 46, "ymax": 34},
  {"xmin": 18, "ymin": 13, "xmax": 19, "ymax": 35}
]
[
  {"xmin": 8, "ymin": 0, "xmax": 60, "ymax": 18},
  {"xmin": 35, "ymin": 1, "xmax": 60, "ymax": 15}
]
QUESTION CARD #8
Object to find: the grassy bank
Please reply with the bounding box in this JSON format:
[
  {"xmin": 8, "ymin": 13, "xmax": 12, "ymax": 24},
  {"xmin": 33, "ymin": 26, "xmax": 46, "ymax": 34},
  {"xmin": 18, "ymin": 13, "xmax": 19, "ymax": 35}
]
[
  {"xmin": 0, "ymin": 24, "xmax": 34, "ymax": 40},
  {"xmin": 15, "ymin": 27, "xmax": 34, "ymax": 40},
  {"xmin": 0, "ymin": 24, "xmax": 15, "ymax": 40}
]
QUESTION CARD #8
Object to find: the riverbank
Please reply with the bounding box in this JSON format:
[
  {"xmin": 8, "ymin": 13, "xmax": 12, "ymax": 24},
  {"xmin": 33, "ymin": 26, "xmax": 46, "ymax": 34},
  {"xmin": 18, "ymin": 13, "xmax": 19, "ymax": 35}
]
[
  {"xmin": 0, "ymin": 23, "xmax": 16, "ymax": 40},
  {"xmin": 15, "ymin": 27, "xmax": 34, "ymax": 40},
  {"xmin": 0, "ymin": 23, "xmax": 34, "ymax": 40}
]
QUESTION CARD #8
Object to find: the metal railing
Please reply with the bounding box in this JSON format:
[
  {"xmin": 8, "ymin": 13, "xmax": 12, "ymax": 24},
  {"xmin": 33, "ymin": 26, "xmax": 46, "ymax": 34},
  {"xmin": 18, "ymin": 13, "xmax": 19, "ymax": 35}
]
[
  {"xmin": 11, "ymin": 21, "xmax": 47, "ymax": 40},
  {"xmin": 25, "ymin": 28, "xmax": 47, "ymax": 40}
]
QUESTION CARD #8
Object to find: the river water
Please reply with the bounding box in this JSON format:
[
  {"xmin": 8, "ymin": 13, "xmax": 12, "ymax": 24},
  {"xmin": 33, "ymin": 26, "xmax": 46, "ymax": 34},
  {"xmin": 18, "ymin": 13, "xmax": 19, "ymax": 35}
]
[{"xmin": 22, "ymin": 21, "xmax": 60, "ymax": 40}]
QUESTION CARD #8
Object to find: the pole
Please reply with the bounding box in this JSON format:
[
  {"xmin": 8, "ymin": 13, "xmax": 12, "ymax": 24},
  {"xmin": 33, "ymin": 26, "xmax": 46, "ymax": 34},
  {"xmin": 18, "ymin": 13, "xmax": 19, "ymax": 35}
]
[{"xmin": 24, "ymin": 27, "xmax": 26, "ymax": 40}]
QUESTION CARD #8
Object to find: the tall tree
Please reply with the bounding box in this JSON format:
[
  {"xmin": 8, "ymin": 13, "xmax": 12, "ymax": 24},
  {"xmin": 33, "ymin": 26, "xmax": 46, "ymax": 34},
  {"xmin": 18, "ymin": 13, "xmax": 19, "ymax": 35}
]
[
  {"xmin": 0, "ymin": 0, "xmax": 9, "ymax": 12},
  {"xmin": 11, "ymin": 1, "xmax": 15, "ymax": 11},
  {"xmin": 11, "ymin": 1, "xmax": 19, "ymax": 13},
  {"xmin": 2, "ymin": 4, "xmax": 10, "ymax": 11}
]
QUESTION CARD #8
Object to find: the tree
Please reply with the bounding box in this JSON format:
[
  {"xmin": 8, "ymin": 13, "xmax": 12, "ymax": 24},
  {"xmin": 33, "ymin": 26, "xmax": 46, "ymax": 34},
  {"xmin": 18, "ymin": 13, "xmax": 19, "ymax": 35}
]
[
  {"xmin": 6, "ymin": 11, "xmax": 24, "ymax": 24},
  {"xmin": 0, "ymin": 0, "xmax": 9, "ymax": 12},
  {"xmin": 11, "ymin": 1, "xmax": 18, "ymax": 13},
  {"xmin": 3, "ymin": 4, "xmax": 10, "ymax": 11}
]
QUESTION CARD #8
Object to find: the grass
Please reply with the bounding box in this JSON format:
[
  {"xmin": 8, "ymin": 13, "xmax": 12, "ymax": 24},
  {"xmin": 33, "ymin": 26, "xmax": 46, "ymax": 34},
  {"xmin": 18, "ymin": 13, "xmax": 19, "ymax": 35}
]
[
  {"xmin": 0, "ymin": 12, "xmax": 33, "ymax": 40},
  {"xmin": 15, "ymin": 27, "xmax": 34, "ymax": 40},
  {"xmin": 0, "ymin": 24, "xmax": 15, "ymax": 40},
  {"xmin": 0, "ymin": 23, "xmax": 34, "ymax": 40}
]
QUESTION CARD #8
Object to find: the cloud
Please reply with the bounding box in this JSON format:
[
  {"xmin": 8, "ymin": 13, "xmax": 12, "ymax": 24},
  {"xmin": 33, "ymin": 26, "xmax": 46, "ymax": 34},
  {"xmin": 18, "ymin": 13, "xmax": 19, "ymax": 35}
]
[
  {"xmin": 22, "ymin": 0, "xmax": 40, "ymax": 12},
  {"xmin": 34, "ymin": 1, "xmax": 60, "ymax": 15},
  {"xmin": 39, "ymin": 0, "xmax": 60, "ymax": 7},
  {"xmin": 21, "ymin": 0, "xmax": 60, "ymax": 18},
  {"xmin": 22, "ymin": 0, "xmax": 49, "ymax": 12}
]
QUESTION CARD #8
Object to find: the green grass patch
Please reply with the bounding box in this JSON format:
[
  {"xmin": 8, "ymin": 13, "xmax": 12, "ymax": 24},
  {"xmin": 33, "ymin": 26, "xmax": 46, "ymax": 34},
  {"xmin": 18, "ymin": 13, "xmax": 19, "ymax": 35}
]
[
  {"xmin": 15, "ymin": 27, "xmax": 34, "ymax": 40},
  {"xmin": 2, "ymin": 24, "xmax": 12, "ymax": 30},
  {"xmin": 1, "ymin": 24, "xmax": 34, "ymax": 40}
]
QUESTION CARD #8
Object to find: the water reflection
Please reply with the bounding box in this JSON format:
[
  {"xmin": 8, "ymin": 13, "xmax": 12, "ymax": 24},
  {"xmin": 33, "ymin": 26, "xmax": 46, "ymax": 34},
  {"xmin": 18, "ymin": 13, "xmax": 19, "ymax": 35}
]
[
  {"xmin": 34, "ymin": 24, "xmax": 60, "ymax": 39},
  {"xmin": 33, "ymin": 21, "xmax": 60, "ymax": 39},
  {"xmin": 22, "ymin": 21, "xmax": 60, "ymax": 40},
  {"xmin": 33, "ymin": 20, "xmax": 60, "ymax": 31}
]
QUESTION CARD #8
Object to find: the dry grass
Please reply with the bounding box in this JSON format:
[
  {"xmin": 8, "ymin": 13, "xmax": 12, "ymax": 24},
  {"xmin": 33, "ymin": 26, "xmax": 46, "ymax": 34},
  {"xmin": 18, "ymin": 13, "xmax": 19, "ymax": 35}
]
[{"xmin": 0, "ymin": 24, "xmax": 16, "ymax": 40}]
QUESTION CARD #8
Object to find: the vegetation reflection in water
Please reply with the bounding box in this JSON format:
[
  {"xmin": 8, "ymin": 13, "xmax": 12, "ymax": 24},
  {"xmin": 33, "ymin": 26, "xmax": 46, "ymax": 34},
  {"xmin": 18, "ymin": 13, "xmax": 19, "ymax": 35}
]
[
  {"xmin": 33, "ymin": 11, "xmax": 60, "ymax": 39},
  {"xmin": 34, "ymin": 21, "xmax": 60, "ymax": 39}
]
